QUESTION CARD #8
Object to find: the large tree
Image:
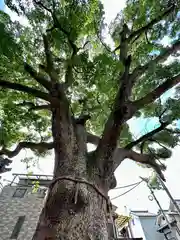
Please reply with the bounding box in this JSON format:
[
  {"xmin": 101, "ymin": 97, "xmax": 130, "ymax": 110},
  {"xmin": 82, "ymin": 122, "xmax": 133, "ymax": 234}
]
[{"xmin": 0, "ymin": 0, "xmax": 180, "ymax": 239}]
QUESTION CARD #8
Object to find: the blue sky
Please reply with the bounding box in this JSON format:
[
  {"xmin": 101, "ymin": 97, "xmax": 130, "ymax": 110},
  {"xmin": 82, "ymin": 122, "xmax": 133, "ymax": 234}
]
[
  {"xmin": 0, "ymin": 0, "xmax": 4, "ymax": 10},
  {"xmin": 0, "ymin": 0, "xmax": 180, "ymax": 215}
]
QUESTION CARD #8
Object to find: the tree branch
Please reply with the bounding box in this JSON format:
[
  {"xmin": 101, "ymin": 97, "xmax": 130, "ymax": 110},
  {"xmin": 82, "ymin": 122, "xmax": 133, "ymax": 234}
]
[
  {"xmin": 52, "ymin": 15, "xmax": 78, "ymax": 54},
  {"xmin": 24, "ymin": 62, "xmax": 51, "ymax": 90},
  {"xmin": 128, "ymin": 5, "xmax": 175, "ymax": 43},
  {"xmin": 94, "ymin": 24, "xmax": 134, "ymax": 175},
  {"xmin": 0, "ymin": 142, "xmax": 54, "ymax": 158},
  {"xmin": 95, "ymin": 20, "xmax": 112, "ymax": 53},
  {"xmin": 130, "ymin": 40, "xmax": 180, "ymax": 83},
  {"xmin": 125, "ymin": 122, "xmax": 170, "ymax": 149},
  {"xmin": 34, "ymin": 0, "xmax": 78, "ymax": 54},
  {"xmin": 165, "ymin": 128, "xmax": 180, "ymax": 135},
  {"xmin": 33, "ymin": 0, "xmax": 52, "ymax": 13},
  {"xmin": 0, "ymin": 80, "xmax": 51, "ymax": 102},
  {"xmin": 134, "ymin": 73, "xmax": 180, "ymax": 109},
  {"xmin": 42, "ymin": 34, "xmax": 58, "ymax": 83},
  {"xmin": 113, "ymin": 148, "xmax": 165, "ymax": 180},
  {"xmin": 64, "ymin": 61, "xmax": 74, "ymax": 89},
  {"xmin": 126, "ymin": 149, "xmax": 166, "ymax": 180},
  {"xmin": 43, "ymin": 34, "xmax": 54, "ymax": 72}
]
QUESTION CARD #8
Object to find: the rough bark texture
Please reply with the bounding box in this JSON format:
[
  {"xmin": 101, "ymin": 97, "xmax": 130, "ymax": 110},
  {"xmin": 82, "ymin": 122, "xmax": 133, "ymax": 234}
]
[
  {"xmin": 32, "ymin": 102, "xmax": 111, "ymax": 239},
  {"xmin": 32, "ymin": 178, "xmax": 109, "ymax": 239}
]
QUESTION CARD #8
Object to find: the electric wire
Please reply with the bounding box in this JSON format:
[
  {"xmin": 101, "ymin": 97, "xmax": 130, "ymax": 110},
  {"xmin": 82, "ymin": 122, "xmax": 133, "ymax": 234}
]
[
  {"xmin": 113, "ymin": 181, "xmax": 142, "ymax": 190},
  {"xmin": 3, "ymin": 178, "xmax": 142, "ymax": 190},
  {"xmin": 111, "ymin": 180, "xmax": 143, "ymax": 200},
  {"xmin": 2, "ymin": 178, "xmax": 143, "ymax": 201}
]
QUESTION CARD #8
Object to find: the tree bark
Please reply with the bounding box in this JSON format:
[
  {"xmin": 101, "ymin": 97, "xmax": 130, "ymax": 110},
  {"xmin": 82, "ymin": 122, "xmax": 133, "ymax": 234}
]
[
  {"xmin": 32, "ymin": 104, "xmax": 111, "ymax": 240},
  {"xmin": 32, "ymin": 177, "xmax": 110, "ymax": 240}
]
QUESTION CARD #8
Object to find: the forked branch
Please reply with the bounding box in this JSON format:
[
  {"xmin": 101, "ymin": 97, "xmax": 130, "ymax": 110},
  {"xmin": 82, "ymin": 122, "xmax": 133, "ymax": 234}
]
[
  {"xmin": 0, "ymin": 142, "xmax": 54, "ymax": 158},
  {"xmin": 33, "ymin": 0, "xmax": 78, "ymax": 54},
  {"xmin": 128, "ymin": 5, "xmax": 175, "ymax": 43},
  {"xmin": 95, "ymin": 24, "xmax": 133, "ymax": 169},
  {"xmin": 113, "ymin": 148, "xmax": 166, "ymax": 180},
  {"xmin": 114, "ymin": 5, "xmax": 175, "ymax": 52},
  {"xmin": 24, "ymin": 62, "xmax": 51, "ymax": 90},
  {"xmin": 126, "ymin": 150, "xmax": 166, "ymax": 181},
  {"xmin": 125, "ymin": 122, "xmax": 170, "ymax": 149}
]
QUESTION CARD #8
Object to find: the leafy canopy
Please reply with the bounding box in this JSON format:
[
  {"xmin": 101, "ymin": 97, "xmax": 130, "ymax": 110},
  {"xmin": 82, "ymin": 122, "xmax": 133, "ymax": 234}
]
[{"xmin": 0, "ymin": 0, "xmax": 179, "ymax": 174}]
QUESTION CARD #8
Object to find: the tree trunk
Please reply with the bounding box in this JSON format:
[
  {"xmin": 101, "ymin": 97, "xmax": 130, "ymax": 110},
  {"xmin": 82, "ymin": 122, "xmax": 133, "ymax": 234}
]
[
  {"xmin": 32, "ymin": 177, "xmax": 110, "ymax": 240},
  {"xmin": 32, "ymin": 107, "xmax": 111, "ymax": 240}
]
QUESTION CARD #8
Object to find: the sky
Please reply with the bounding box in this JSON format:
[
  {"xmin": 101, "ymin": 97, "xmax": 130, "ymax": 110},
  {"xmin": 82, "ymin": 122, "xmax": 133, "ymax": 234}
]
[{"xmin": 0, "ymin": 0, "xmax": 180, "ymax": 215}]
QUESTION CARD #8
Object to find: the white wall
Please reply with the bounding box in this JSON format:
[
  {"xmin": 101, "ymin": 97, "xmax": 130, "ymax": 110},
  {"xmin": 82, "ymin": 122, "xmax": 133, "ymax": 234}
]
[
  {"xmin": 130, "ymin": 214, "xmax": 165, "ymax": 240},
  {"xmin": 129, "ymin": 214, "xmax": 147, "ymax": 239}
]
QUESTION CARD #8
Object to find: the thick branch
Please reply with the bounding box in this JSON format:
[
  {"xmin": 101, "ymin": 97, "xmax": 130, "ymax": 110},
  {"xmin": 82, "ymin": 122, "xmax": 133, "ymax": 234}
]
[
  {"xmin": 113, "ymin": 148, "xmax": 165, "ymax": 180},
  {"xmin": 0, "ymin": 142, "xmax": 54, "ymax": 158},
  {"xmin": 125, "ymin": 149, "xmax": 166, "ymax": 180},
  {"xmin": 64, "ymin": 62, "xmax": 74, "ymax": 89},
  {"xmin": 42, "ymin": 34, "xmax": 58, "ymax": 83},
  {"xmin": 125, "ymin": 122, "xmax": 169, "ymax": 149},
  {"xmin": 24, "ymin": 62, "xmax": 51, "ymax": 90},
  {"xmin": 128, "ymin": 5, "xmax": 175, "ymax": 42},
  {"xmin": 131, "ymin": 40, "xmax": 180, "ymax": 82},
  {"xmin": 0, "ymin": 80, "xmax": 51, "ymax": 102},
  {"xmin": 43, "ymin": 34, "xmax": 54, "ymax": 72},
  {"xmin": 95, "ymin": 24, "xmax": 133, "ymax": 170},
  {"xmin": 52, "ymin": 14, "xmax": 78, "ymax": 54},
  {"xmin": 134, "ymin": 73, "xmax": 180, "ymax": 109}
]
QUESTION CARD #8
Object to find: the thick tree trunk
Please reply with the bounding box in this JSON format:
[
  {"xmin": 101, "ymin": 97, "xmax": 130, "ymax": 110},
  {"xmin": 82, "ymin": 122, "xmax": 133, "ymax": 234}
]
[
  {"xmin": 32, "ymin": 105, "xmax": 111, "ymax": 239},
  {"xmin": 32, "ymin": 176, "xmax": 110, "ymax": 240}
]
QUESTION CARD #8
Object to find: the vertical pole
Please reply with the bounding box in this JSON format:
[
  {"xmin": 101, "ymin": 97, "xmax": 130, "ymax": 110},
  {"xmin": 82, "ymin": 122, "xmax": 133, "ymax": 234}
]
[
  {"xmin": 149, "ymin": 187, "xmax": 172, "ymax": 231},
  {"xmin": 140, "ymin": 177, "xmax": 177, "ymax": 240},
  {"xmin": 157, "ymin": 176, "xmax": 180, "ymax": 217}
]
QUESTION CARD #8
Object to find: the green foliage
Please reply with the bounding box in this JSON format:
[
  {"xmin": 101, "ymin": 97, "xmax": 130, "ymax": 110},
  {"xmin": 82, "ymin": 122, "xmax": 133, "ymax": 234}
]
[
  {"xmin": 153, "ymin": 130, "xmax": 179, "ymax": 148},
  {"xmin": 0, "ymin": 0, "xmax": 179, "ymax": 169},
  {"xmin": 32, "ymin": 180, "xmax": 40, "ymax": 193},
  {"xmin": 148, "ymin": 172, "xmax": 163, "ymax": 190}
]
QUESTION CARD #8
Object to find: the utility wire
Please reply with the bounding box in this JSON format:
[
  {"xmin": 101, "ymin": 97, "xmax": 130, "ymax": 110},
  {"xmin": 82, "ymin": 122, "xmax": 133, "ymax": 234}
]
[
  {"xmin": 2, "ymin": 178, "xmax": 143, "ymax": 200},
  {"xmin": 112, "ymin": 181, "xmax": 142, "ymax": 190},
  {"xmin": 111, "ymin": 181, "xmax": 143, "ymax": 200}
]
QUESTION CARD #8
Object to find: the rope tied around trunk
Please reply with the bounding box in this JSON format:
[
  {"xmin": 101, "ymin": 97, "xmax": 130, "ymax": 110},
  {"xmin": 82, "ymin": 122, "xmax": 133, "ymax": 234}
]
[
  {"xmin": 49, "ymin": 176, "xmax": 109, "ymax": 202},
  {"xmin": 48, "ymin": 176, "xmax": 118, "ymax": 238}
]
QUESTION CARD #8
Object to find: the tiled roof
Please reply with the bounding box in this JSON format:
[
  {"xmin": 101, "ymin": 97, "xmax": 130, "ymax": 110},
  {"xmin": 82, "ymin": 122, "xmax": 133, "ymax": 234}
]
[{"xmin": 115, "ymin": 215, "xmax": 131, "ymax": 228}]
